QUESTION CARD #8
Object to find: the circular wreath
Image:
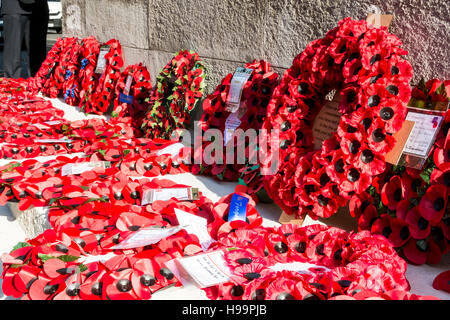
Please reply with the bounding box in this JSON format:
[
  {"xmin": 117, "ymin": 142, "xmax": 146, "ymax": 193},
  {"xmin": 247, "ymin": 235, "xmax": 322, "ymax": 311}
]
[
  {"xmin": 0, "ymin": 225, "xmax": 202, "ymax": 300},
  {"xmin": 33, "ymin": 37, "xmax": 66, "ymax": 97},
  {"xmin": 112, "ymin": 63, "xmax": 153, "ymax": 133},
  {"xmin": 140, "ymin": 50, "xmax": 206, "ymax": 140},
  {"xmin": 193, "ymin": 60, "xmax": 279, "ymax": 198},
  {"xmin": 76, "ymin": 36, "xmax": 101, "ymax": 112},
  {"xmin": 84, "ymin": 39, "xmax": 124, "ymax": 115},
  {"xmin": 349, "ymin": 78, "xmax": 449, "ymax": 265},
  {"xmin": 263, "ymin": 18, "xmax": 413, "ymax": 220},
  {"xmin": 203, "ymin": 223, "xmax": 421, "ymax": 300},
  {"xmin": 52, "ymin": 37, "xmax": 80, "ymax": 100}
]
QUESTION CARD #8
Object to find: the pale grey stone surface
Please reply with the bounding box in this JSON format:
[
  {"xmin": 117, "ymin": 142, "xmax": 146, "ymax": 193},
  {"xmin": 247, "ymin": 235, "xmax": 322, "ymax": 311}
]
[
  {"xmin": 7, "ymin": 203, "xmax": 51, "ymax": 239},
  {"xmin": 62, "ymin": 0, "xmax": 449, "ymax": 87},
  {"xmin": 84, "ymin": 0, "xmax": 149, "ymax": 50}
]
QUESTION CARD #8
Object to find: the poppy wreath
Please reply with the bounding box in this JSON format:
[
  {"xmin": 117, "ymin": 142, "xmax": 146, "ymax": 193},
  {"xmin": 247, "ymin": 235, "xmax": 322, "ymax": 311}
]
[
  {"xmin": 0, "ymin": 142, "xmax": 193, "ymax": 212},
  {"xmin": 0, "ymin": 77, "xmax": 38, "ymax": 95},
  {"xmin": 83, "ymin": 39, "xmax": 124, "ymax": 115},
  {"xmin": 32, "ymin": 37, "xmax": 65, "ymax": 95},
  {"xmin": 192, "ymin": 60, "xmax": 279, "ymax": 195},
  {"xmin": 349, "ymin": 78, "xmax": 450, "ymax": 265},
  {"xmin": 112, "ymin": 63, "xmax": 152, "ymax": 132},
  {"xmin": 76, "ymin": 36, "xmax": 101, "ymax": 112},
  {"xmin": 141, "ymin": 50, "xmax": 206, "ymax": 140},
  {"xmin": 262, "ymin": 18, "xmax": 413, "ymax": 220},
  {"xmin": 0, "ymin": 117, "xmax": 134, "ymax": 161},
  {"xmin": 50, "ymin": 37, "xmax": 81, "ymax": 99},
  {"xmin": 0, "ymin": 225, "xmax": 204, "ymax": 300},
  {"xmin": 61, "ymin": 39, "xmax": 84, "ymax": 106},
  {"xmin": 47, "ymin": 178, "xmax": 214, "ymax": 242},
  {"xmin": 207, "ymin": 192, "xmax": 263, "ymax": 240},
  {"xmin": 203, "ymin": 223, "xmax": 436, "ymax": 300}
]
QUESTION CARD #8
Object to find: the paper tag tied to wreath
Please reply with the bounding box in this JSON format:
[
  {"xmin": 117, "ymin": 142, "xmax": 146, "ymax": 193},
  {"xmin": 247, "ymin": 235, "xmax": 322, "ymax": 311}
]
[
  {"xmin": 224, "ymin": 112, "xmax": 242, "ymax": 145},
  {"xmin": 141, "ymin": 187, "xmax": 200, "ymax": 206},
  {"xmin": 166, "ymin": 250, "xmax": 232, "ymax": 289},
  {"xmin": 109, "ymin": 225, "xmax": 186, "ymax": 250},
  {"xmin": 226, "ymin": 67, "xmax": 253, "ymax": 113},
  {"xmin": 119, "ymin": 74, "xmax": 134, "ymax": 105},
  {"xmin": 174, "ymin": 208, "xmax": 216, "ymax": 251},
  {"xmin": 397, "ymin": 111, "xmax": 444, "ymax": 169},
  {"xmin": 227, "ymin": 193, "xmax": 249, "ymax": 222},
  {"xmin": 95, "ymin": 45, "xmax": 111, "ymax": 74},
  {"xmin": 386, "ymin": 100, "xmax": 448, "ymax": 169},
  {"xmin": 61, "ymin": 161, "xmax": 111, "ymax": 176},
  {"xmin": 155, "ymin": 142, "xmax": 185, "ymax": 157}
]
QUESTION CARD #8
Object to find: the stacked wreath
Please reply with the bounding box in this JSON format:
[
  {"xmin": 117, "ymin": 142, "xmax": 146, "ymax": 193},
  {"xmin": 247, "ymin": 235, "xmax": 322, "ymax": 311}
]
[
  {"xmin": 193, "ymin": 60, "xmax": 279, "ymax": 200},
  {"xmin": 203, "ymin": 224, "xmax": 426, "ymax": 300},
  {"xmin": 83, "ymin": 39, "xmax": 124, "ymax": 115},
  {"xmin": 112, "ymin": 63, "xmax": 152, "ymax": 133},
  {"xmin": 262, "ymin": 18, "xmax": 413, "ymax": 220},
  {"xmin": 141, "ymin": 50, "xmax": 206, "ymax": 140},
  {"xmin": 76, "ymin": 36, "xmax": 101, "ymax": 112},
  {"xmin": 349, "ymin": 78, "xmax": 449, "ymax": 265},
  {"xmin": 32, "ymin": 37, "xmax": 65, "ymax": 97},
  {"xmin": 51, "ymin": 37, "xmax": 80, "ymax": 100}
]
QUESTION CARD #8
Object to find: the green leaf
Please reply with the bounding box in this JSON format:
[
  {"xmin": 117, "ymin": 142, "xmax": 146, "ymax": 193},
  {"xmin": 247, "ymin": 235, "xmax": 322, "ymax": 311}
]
[
  {"xmin": 2, "ymin": 163, "xmax": 21, "ymax": 173},
  {"xmin": 436, "ymin": 83, "xmax": 447, "ymax": 98},
  {"xmin": 417, "ymin": 78, "xmax": 427, "ymax": 93},
  {"xmin": 57, "ymin": 255, "xmax": 80, "ymax": 262},
  {"xmin": 98, "ymin": 149, "xmax": 107, "ymax": 157},
  {"xmin": 78, "ymin": 263, "xmax": 88, "ymax": 272},
  {"xmin": 38, "ymin": 253, "xmax": 56, "ymax": 262},
  {"xmin": 11, "ymin": 241, "xmax": 32, "ymax": 252}
]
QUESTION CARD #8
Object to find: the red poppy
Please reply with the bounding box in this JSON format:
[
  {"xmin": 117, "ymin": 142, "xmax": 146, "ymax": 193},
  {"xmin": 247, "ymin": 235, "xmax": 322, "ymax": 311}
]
[
  {"xmin": 432, "ymin": 270, "xmax": 450, "ymax": 293},
  {"xmin": 419, "ymin": 185, "xmax": 447, "ymax": 224}
]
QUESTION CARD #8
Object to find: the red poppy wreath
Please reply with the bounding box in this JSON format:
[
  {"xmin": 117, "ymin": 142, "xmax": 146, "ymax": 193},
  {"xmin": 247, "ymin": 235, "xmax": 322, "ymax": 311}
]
[
  {"xmin": 140, "ymin": 50, "xmax": 206, "ymax": 140},
  {"xmin": 349, "ymin": 78, "xmax": 450, "ymax": 265},
  {"xmin": 111, "ymin": 63, "xmax": 153, "ymax": 133},
  {"xmin": 203, "ymin": 224, "xmax": 435, "ymax": 300},
  {"xmin": 193, "ymin": 60, "xmax": 279, "ymax": 198},
  {"xmin": 262, "ymin": 17, "xmax": 413, "ymax": 220}
]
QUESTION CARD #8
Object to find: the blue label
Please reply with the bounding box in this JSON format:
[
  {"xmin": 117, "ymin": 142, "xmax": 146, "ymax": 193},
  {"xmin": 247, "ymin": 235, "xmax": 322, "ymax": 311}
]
[
  {"xmin": 227, "ymin": 193, "xmax": 249, "ymax": 222},
  {"xmin": 119, "ymin": 93, "xmax": 134, "ymax": 104}
]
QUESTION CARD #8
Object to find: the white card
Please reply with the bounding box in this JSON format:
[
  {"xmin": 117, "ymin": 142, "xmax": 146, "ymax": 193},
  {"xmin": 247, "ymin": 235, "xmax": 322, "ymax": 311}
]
[
  {"xmin": 141, "ymin": 187, "xmax": 197, "ymax": 205},
  {"xmin": 78, "ymin": 252, "xmax": 117, "ymax": 265},
  {"xmin": 403, "ymin": 112, "xmax": 443, "ymax": 157},
  {"xmin": 156, "ymin": 142, "xmax": 185, "ymax": 157},
  {"xmin": 34, "ymin": 138, "xmax": 72, "ymax": 144},
  {"xmin": 174, "ymin": 208, "xmax": 215, "ymax": 251},
  {"xmin": 226, "ymin": 67, "xmax": 253, "ymax": 113},
  {"xmin": 95, "ymin": 45, "xmax": 110, "ymax": 74},
  {"xmin": 269, "ymin": 262, "xmax": 330, "ymax": 275},
  {"xmin": 109, "ymin": 225, "xmax": 185, "ymax": 250},
  {"xmin": 224, "ymin": 112, "xmax": 241, "ymax": 145},
  {"xmin": 61, "ymin": 161, "xmax": 110, "ymax": 176},
  {"xmin": 44, "ymin": 120, "xmax": 63, "ymax": 126},
  {"xmin": 123, "ymin": 75, "xmax": 133, "ymax": 96},
  {"xmin": 174, "ymin": 250, "xmax": 232, "ymax": 288}
]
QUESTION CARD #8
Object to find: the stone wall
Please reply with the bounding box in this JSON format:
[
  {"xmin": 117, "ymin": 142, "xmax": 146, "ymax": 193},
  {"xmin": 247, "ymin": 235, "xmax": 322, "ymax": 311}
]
[{"xmin": 62, "ymin": 0, "xmax": 449, "ymax": 109}]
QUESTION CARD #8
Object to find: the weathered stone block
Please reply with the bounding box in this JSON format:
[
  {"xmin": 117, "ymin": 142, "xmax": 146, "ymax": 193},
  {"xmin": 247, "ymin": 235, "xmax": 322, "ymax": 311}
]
[
  {"xmin": 147, "ymin": 0, "xmax": 267, "ymax": 63},
  {"xmin": 62, "ymin": 0, "xmax": 86, "ymax": 37},
  {"xmin": 7, "ymin": 203, "xmax": 51, "ymax": 239},
  {"xmin": 85, "ymin": 0, "xmax": 149, "ymax": 49}
]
